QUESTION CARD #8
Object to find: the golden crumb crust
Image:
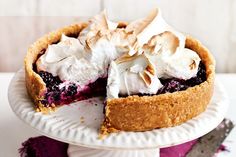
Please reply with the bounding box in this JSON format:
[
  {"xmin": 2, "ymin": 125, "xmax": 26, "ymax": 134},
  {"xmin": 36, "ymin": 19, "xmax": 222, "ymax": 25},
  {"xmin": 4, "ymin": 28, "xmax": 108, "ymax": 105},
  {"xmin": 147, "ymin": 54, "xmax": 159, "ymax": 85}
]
[
  {"xmin": 24, "ymin": 23, "xmax": 87, "ymax": 113},
  {"xmin": 100, "ymin": 36, "xmax": 215, "ymax": 135}
]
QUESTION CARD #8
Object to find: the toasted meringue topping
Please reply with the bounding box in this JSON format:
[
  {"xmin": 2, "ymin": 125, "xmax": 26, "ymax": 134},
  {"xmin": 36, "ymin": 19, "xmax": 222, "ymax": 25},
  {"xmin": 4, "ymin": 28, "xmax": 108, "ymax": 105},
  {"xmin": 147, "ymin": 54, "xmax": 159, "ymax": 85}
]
[
  {"xmin": 37, "ymin": 12, "xmax": 125, "ymax": 86},
  {"xmin": 36, "ymin": 34, "xmax": 84, "ymax": 72},
  {"xmin": 124, "ymin": 8, "xmax": 185, "ymax": 56},
  {"xmin": 126, "ymin": 9, "xmax": 166, "ymax": 48},
  {"xmin": 106, "ymin": 8, "xmax": 200, "ymax": 97},
  {"xmin": 79, "ymin": 11, "xmax": 118, "ymax": 47},
  {"xmin": 144, "ymin": 31, "xmax": 180, "ymax": 54},
  {"xmin": 139, "ymin": 71, "xmax": 152, "ymax": 86},
  {"xmin": 115, "ymin": 53, "xmax": 139, "ymax": 64},
  {"xmin": 189, "ymin": 60, "xmax": 197, "ymax": 70},
  {"xmin": 107, "ymin": 54, "xmax": 162, "ymax": 98},
  {"xmin": 79, "ymin": 11, "xmax": 119, "ymax": 51},
  {"xmin": 37, "ymin": 8, "xmax": 201, "ymax": 98},
  {"xmin": 163, "ymin": 48, "xmax": 201, "ymax": 79}
]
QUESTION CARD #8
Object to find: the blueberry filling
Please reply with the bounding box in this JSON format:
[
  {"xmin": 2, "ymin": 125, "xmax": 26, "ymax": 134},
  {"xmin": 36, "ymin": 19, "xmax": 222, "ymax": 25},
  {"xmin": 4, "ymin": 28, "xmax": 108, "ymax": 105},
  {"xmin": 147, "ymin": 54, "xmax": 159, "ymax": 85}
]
[
  {"xmin": 38, "ymin": 71, "xmax": 107, "ymax": 107},
  {"xmin": 39, "ymin": 71, "xmax": 62, "ymax": 89},
  {"xmin": 64, "ymin": 84, "xmax": 77, "ymax": 96},
  {"xmin": 38, "ymin": 62, "xmax": 206, "ymax": 107},
  {"xmin": 157, "ymin": 61, "xmax": 206, "ymax": 94}
]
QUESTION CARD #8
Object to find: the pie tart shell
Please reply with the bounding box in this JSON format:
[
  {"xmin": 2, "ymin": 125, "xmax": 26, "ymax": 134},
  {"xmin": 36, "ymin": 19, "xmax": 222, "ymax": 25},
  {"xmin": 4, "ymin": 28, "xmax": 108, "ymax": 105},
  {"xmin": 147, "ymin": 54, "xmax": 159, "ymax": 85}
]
[{"xmin": 24, "ymin": 23, "xmax": 215, "ymax": 133}]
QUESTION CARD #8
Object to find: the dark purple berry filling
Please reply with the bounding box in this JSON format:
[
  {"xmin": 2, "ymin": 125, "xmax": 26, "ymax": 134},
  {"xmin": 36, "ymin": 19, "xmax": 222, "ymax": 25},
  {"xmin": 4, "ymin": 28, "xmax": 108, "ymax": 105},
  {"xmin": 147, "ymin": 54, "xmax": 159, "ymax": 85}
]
[
  {"xmin": 38, "ymin": 71, "xmax": 107, "ymax": 107},
  {"xmin": 157, "ymin": 61, "xmax": 206, "ymax": 94},
  {"xmin": 39, "ymin": 71, "xmax": 62, "ymax": 89}
]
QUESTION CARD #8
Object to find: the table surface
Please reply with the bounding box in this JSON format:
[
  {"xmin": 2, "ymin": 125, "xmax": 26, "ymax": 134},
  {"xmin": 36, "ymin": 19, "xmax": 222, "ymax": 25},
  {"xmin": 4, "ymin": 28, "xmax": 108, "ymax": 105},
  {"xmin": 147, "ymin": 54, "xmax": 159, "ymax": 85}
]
[{"xmin": 0, "ymin": 73, "xmax": 235, "ymax": 157}]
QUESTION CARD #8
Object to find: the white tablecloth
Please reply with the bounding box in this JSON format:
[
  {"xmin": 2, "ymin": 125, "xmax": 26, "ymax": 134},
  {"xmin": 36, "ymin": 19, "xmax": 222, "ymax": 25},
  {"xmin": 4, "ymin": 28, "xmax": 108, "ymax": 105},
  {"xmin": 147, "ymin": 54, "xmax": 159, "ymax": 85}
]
[{"xmin": 0, "ymin": 73, "xmax": 235, "ymax": 157}]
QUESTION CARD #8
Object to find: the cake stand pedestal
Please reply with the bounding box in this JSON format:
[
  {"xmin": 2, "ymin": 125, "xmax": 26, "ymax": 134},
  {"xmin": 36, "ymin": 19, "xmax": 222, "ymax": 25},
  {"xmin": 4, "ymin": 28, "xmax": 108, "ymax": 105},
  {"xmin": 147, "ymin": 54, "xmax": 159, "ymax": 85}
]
[
  {"xmin": 68, "ymin": 146, "xmax": 159, "ymax": 157},
  {"xmin": 8, "ymin": 70, "xmax": 229, "ymax": 157}
]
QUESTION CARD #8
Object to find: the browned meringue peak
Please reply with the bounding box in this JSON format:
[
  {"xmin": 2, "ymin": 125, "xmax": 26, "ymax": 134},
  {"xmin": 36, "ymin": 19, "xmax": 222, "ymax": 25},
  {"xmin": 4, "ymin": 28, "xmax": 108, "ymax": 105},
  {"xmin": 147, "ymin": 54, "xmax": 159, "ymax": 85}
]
[
  {"xmin": 115, "ymin": 53, "xmax": 139, "ymax": 64},
  {"xmin": 143, "ymin": 31, "xmax": 180, "ymax": 54},
  {"xmin": 36, "ymin": 34, "xmax": 84, "ymax": 74},
  {"xmin": 87, "ymin": 10, "xmax": 118, "ymax": 33},
  {"xmin": 107, "ymin": 53, "xmax": 161, "ymax": 98},
  {"xmin": 124, "ymin": 8, "xmax": 172, "ymax": 56},
  {"xmin": 79, "ymin": 8, "xmax": 183, "ymax": 57},
  {"xmin": 138, "ymin": 55, "xmax": 156, "ymax": 86},
  {"xmin": 119, "ymin": 53, "xmax": 157, "ymax": 87},
  {"xmin": 189, "ymin": 59, "xmax": 197, "ymax": 70},
  {"xmin": 78, "ymin": 10, "xmax": 119, "ymax": 50},
  {"xmin": 125, "ymin": 8, "xmax": 160, "ymax": 36},
  {"xmin": 115, "ymin": 53, "xmax": 156, "ymax": 87}
]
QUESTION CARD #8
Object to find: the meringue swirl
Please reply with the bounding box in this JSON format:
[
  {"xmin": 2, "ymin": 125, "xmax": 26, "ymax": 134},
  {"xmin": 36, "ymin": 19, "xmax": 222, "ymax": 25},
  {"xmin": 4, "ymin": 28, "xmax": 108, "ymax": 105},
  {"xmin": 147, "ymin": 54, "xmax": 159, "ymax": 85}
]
[
  {"xmin": 37, "ymin": 11, "xmax": 125, "ymax": 87},
  {"xmin": 37, "ymin": 8, "xmax": 201, "ymax": 99}
]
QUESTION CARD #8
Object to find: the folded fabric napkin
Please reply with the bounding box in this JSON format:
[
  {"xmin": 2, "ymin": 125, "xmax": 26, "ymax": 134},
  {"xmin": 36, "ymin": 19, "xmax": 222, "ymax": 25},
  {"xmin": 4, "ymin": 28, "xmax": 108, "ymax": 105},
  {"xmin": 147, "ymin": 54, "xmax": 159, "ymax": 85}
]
[
  {"xmin": 19, "ymin": 136, "xmax": 68, "ymax": 157},
  {"xmin": 19, "ymin": 137, "xmax": 197, "ymax": 157},
  {"xmin": 19, "ymin": 119, "xmax": 234, "ymax": 157},
  {"xmin": 160, "ymin": 140, "xmax": 198, "ymax": 157}
]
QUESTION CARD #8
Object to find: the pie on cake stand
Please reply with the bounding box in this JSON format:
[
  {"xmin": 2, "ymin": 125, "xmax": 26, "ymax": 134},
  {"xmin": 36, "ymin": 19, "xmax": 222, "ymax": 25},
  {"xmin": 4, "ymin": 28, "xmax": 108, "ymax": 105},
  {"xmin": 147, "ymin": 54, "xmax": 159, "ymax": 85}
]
[
  {"xmin": 8, "ymin": 8, "xmax": 228, "ymax": 157},
  {"xmin": 8, "ymin": 69, "xmax": 228, "ymax": 157}
]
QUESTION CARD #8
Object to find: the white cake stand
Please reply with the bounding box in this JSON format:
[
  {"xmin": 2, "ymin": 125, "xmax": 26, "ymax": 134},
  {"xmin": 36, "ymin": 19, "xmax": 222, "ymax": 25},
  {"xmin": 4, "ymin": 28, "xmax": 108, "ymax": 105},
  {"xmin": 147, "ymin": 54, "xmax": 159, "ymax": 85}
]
[{"xmin": 8, "ymin": 70, "xmax": 229, "ymax": 157}]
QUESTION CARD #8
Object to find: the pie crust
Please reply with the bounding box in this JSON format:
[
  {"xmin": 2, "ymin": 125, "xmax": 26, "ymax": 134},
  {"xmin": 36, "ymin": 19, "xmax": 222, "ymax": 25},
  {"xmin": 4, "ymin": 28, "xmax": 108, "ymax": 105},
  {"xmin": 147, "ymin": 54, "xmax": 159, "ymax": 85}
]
[{"xmin": 24, "ymin": 23, "xmax": 215, "ymax": 134}]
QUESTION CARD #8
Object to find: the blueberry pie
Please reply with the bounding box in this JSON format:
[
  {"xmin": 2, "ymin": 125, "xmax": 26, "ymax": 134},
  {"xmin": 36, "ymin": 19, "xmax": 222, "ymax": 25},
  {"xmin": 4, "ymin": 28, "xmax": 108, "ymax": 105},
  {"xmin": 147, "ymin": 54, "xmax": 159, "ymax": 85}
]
[{"xmin": 24, "ymin": 8, "xmax": 215, "ymax": 134}]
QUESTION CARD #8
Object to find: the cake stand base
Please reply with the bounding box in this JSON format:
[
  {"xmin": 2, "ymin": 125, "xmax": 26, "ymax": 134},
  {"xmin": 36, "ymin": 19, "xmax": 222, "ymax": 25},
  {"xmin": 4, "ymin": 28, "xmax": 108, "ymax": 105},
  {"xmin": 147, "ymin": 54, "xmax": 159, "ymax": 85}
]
[{"xmin": 68, "ymin": 145, "xmax": 159, "ymax": 157}]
